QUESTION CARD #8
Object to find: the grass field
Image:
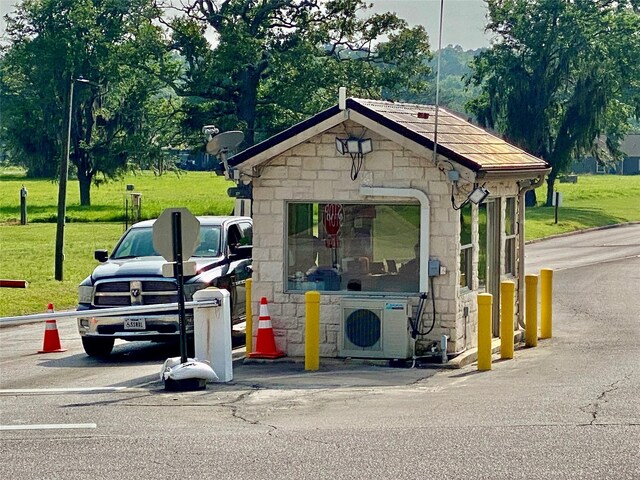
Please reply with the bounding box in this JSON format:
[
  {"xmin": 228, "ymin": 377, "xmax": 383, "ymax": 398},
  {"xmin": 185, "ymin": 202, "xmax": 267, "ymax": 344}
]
[
  {"xmin": 1, "ymin": 168, "xmax": 639, "ymax": 317},
  {"xmin": 0, "ymin": 167, "xmax": 235, "ymax": 223},
  {"xmin": 525, "ymin": 175, "xmax": 640, "ymax": 239}
]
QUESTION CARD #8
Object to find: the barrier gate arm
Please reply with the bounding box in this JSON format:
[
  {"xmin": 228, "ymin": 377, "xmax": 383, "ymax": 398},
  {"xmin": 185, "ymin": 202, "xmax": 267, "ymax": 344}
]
[{"xmin": 0, "ymin": 300, "xmax": 221, "ymax": 326}]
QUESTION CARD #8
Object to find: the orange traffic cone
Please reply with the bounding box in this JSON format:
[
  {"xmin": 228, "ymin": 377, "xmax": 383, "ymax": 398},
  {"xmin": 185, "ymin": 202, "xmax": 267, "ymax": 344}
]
[
  {"xmin": 38, "ymin": 303, "xmax": 67, "ymax": 353},
  {"xmin": 248, "ymin": 297, "xmax": 285, "ymax": 359}
]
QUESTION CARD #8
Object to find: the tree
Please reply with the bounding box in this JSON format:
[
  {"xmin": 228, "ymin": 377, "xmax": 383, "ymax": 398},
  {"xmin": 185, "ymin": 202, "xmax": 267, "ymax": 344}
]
[
  {"xmin": 0, "ymin": 0, "xmax": 181, "ymax": 205},
  {"xmin": 161, "ymin": 0, "xmax": 432, "ymax": 146},
  {"xmin": 466, "ymin": 0, "xmax": 640, "ymax": 206},
  {"xmin": 398, "ymin": 45, "xmax": 483, "ymax": 115}
]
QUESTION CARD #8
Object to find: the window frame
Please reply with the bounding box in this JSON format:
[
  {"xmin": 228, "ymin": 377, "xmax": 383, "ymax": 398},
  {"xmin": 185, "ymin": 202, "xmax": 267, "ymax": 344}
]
[
  {"xmin": 459, "ymin": 203, "xmax": 472, "ymax": 290},
  {"xmin": 504, "ymin": 197, "xmax": 517, "ymax": 277},
  {"xmin": 285, "ymin": 201, "xmax": 421, "ymax": 295}
]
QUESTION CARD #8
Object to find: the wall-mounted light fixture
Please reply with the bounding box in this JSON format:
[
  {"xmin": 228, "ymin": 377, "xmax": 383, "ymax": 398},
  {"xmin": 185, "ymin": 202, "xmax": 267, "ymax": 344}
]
[
  {"xmin": 335, "ymin": 137, "xmax": 373, "ymax": 181},
  {"xmin": 451, "ymin": 183, "xmax": 490, "ymax": 210},
  {"xmin": 335, "ymin": 137, "xmax": 372, "ymax": 156},
  {"xmin": 468, "ymin": 185, "xmax": 490, "ymax": 204}
]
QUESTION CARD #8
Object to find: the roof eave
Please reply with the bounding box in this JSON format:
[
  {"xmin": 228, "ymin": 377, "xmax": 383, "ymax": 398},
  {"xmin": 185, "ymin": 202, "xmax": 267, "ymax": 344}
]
[{"xmin": 476, "ymin": 166, "xmax": 552, "ymax": 181}]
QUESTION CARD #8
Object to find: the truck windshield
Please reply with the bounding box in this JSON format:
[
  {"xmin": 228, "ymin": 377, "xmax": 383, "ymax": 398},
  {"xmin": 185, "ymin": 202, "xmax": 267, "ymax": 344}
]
[{"xmin": 112, "ymin": 226, "xmax": 221, "ymax": 259}]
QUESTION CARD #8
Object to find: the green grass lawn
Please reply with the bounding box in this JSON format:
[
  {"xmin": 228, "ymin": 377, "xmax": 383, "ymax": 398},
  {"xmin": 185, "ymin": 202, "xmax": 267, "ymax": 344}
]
[
  {"xmin": 0, "ymin": 167, "xmax": 235, "ymax": 223},
  {"xmin": 0, "ymin": 222, "xmax": 123, "ymax": 316},
  {"xmin": 1, "ymin": 168, "xmax": 639, "ymax": 317},
  {"xmin": 525, "ymin": 175, "xmax": 640, "ymax": 239}
]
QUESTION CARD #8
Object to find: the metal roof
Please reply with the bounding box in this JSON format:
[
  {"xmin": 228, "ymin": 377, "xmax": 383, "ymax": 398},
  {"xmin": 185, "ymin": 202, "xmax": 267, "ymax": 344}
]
[
  {"xmin": 228, "ymin": 98, "xmax": 550, "ymax": 175},
  {"xmin": 621, "ymin": 134, "xmax": 640, "ymax": 157}
]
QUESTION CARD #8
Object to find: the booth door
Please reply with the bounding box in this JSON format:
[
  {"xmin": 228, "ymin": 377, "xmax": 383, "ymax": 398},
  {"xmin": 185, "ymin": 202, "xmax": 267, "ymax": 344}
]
[{"xmin": 478, "ymin": 199, "xmax": 502, "ymax": 336}]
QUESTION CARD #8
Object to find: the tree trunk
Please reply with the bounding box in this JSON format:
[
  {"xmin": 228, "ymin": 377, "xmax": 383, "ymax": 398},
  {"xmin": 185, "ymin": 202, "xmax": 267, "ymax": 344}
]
[
  {"xmin": 524, "ymin": 189, "xmax": 537, "ymax": 207},
  {"xmin": 78, "ymin": 171, "xmax": 92, "ymax": 206},
  {"xmin": 238, "ymin": 65, "xmax": 262, "ymax": 146}
]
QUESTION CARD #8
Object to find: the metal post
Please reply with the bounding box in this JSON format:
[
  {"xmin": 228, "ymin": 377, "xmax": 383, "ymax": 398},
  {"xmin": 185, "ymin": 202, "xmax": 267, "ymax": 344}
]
[
  {"xmin": 500, "ymin": 281, "xmax": 515, "ymax": 359},
  {"xmin": 540, "ymin": 268, "xmax": 553, "ymax": 339},
  {"xmin": 54, "ymin": 77, "xmax": 74, "ymax": 281},
  {"xmin": 305, "ymin": 291, "xmax": 320, "ymax": 371},
  {"xmin": 20, "ymin": 186, "xmax": 27, "ymax": 225},
  {"xmin": 171, "ymin": 212, "xmax": 188, "ymax": 363},
  {"xmin": 477, "ymin": 293, "xmax": 492, "ymax": 371},
  {"xmin": 124, "ymin": 195, "xmax": 129, "ymax": 231},
  {"xmin": 525, "ymin": 274, "xmax": 538, "ymax": 347},
  {"xmin": 245, "ymin": 279, "xmax": 253, "ymax": 356}
]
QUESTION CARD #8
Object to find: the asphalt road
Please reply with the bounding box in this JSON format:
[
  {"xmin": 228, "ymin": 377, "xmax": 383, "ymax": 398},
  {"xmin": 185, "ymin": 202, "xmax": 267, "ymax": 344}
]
[
  {"xmin": 525, "ymin": 222, "xmax": 640, "ymax": 273},
  {"xmin": 1, "ymin": 225, "xmax": 639, "ymax": 479}
]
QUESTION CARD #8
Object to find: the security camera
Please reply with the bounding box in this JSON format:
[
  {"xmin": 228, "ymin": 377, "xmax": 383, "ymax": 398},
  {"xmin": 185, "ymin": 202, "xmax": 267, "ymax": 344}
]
[{"xmin": 202, "ymin": 125, "xmax": 219, "ymax": 136}]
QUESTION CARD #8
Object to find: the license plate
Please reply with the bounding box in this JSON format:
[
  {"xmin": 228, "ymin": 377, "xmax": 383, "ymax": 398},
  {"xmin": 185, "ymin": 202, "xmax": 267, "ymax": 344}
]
[{"xmin": 124, "ymin": 318, "xmax": 146, "ymax": 330}]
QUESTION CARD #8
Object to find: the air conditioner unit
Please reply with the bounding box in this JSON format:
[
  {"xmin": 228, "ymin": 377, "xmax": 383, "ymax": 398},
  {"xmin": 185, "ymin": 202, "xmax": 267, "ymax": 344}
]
[{"xmin": 339, "ymin": 298, "xmax": 411, "ymax": 359}]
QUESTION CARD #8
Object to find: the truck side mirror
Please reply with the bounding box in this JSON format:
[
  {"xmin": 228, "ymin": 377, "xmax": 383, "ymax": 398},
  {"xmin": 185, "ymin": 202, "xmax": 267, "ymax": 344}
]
[
  {"xmin": 94, "ymin": 249, "xmax": 108, "ymax": 263},
  {"xmin": 232, "ymin": 245, "xmax": 252, "ymax": 259}
]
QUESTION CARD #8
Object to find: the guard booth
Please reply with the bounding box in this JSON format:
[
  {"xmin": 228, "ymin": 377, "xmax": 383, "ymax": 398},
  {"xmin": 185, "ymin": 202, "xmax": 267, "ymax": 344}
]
[{"xmin": 225, "ymin": 97, "xmax": 550, "ymax": 360}]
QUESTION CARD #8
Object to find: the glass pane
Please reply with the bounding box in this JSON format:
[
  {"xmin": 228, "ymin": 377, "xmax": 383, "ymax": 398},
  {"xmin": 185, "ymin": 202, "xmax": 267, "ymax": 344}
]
[
  {"xmin": 505, "ymin": 197, "xmax": 516, "ymax": 236},
  {"xmin": 460, "ymin": 203, "xmax": 472, "ymax": 246},
  {"xmin": 459, "ymin": 246, "xmax": 472, "ymax": 288},
  {"xmin": 505, "ymin": 237, "xmax": 516, "ymax": 275},
  {"xmin": 286, "ymin": 203, "xmax": 420, "ymax": 293},
  {"xmin": 193, "ymin": 226, "xmax": 221, "ymax": 257},
  {"xmin": 478, "ymin": 203, "xmax": 487, "ymax": 290},
  {"xmin": 112, "ymin": 227, "xmax": 158, "ymax": 258}
]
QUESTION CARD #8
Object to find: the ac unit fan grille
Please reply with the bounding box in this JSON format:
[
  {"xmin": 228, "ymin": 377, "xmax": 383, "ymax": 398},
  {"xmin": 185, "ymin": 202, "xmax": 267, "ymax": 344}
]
[{"xmin": 344, "ymin": 308, "xmax": 381, "ymax": 348}]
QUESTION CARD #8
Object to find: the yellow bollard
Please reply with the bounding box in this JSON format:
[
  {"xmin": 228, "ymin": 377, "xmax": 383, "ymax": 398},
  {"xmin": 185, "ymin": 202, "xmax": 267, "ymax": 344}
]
[
  {"xmin": 500, "ymin": 281, "xmax": 515, "ymax": 360},
  {"xmin": 305, "ymin": 291, "xmax": 320, "ymax": 371},
  {"xmin": 477, "ymin": 293, "xmax": 493, "ymax": 371},
  {"xmin": 540, "ymin": 268, "xmax": 553, "ymax": 339},
  {"xmin": 525, "ymin": 274, "xmax": 538, "ymax": 347},
  {"xmin": 244, "ymin": 279, "xmax": 253, "ymax": 357}
]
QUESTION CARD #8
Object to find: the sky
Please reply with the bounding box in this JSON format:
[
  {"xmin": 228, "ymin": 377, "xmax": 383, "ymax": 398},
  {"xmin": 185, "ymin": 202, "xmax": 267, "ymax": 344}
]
[
  {"xmin": 369, "ymin": 0, "xmax": 491, "ymax": 50},
  {"xmin": 0, "ymin": 0, "xmax": 491, "ymax": 51}
]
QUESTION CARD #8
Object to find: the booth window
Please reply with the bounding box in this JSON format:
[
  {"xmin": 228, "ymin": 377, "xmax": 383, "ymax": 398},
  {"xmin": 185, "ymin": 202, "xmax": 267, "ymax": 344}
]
[
  {"xmin": 459, "ymin": 203, "xmax": 472, "ymax": 289},
  {"xmin": 505, "ymin": 197, "xmax": 516, "ymax": 276},
  {"xmin": 286, "ymin": 202, "xmax": 420, "ymax": 294},
  {"xmin": 478, "ymin": 203, "xmax": 487, "ymax": 290}
]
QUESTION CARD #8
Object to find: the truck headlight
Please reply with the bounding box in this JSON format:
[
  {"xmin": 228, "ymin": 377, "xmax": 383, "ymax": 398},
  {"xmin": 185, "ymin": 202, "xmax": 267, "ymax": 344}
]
[{"xmin": 78, "ymin": 285, "xmax": 93, "ymax": 304}]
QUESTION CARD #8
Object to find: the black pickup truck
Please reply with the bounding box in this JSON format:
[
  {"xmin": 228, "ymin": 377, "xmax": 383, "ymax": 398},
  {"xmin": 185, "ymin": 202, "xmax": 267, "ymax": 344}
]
[{"xmin": 76, "ymin": 216, "xmax": 252, "ymax": 356}]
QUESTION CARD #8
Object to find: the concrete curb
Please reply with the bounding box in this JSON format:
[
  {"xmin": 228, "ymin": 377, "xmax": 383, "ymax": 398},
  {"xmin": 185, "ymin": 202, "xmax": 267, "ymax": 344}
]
[
  {"xmin": 235, "ymin": 329, "xmax": 526, "ymax": 371},
  {"xmin": 446, "ymin": 329, "xmax": 525, "ymax": 369}
]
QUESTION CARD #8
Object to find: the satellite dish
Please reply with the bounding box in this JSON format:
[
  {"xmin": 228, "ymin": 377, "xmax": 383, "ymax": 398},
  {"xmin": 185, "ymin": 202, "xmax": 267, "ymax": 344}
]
[{"xmin": 206, "ymin": 131, "xmax": 245, "ymax": 156}]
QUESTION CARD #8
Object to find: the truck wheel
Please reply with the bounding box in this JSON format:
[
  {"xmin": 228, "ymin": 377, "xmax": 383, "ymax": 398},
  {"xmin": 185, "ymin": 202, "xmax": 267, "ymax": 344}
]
[{"xmin": 81, "ymin": 337, "xmax": 115, "ymax": 357}]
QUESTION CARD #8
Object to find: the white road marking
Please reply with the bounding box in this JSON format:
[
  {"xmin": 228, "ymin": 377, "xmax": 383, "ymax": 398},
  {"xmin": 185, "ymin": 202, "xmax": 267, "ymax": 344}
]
[
  {"xmin": 0, "ymin": 387, "xmax": 134, "ymax": 394},
  {"xmin": 0, "ymin": 423, "xmax": 97, "ymax": 431}
]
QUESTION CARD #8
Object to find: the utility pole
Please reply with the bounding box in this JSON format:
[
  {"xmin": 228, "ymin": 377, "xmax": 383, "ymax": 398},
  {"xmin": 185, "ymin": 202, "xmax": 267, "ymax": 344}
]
[
  {"xmin": 54, "ymin": 76, "xmax": 101, "ymax": 281},
  {"xmin": 54, "ymin": 76, "xmax": 74, "ymax": 281}
]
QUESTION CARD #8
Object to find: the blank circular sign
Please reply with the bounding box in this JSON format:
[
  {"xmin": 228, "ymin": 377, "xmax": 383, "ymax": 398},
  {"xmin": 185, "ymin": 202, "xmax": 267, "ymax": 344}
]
[{"xmin": 152, "ymin": 208, "xmax": 200, "ymax": 262}]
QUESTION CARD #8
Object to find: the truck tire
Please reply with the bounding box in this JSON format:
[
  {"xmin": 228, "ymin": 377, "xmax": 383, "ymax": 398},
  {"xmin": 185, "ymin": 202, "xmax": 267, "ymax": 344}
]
[{"xmin": 82, "ymin": 337, "xmax": 115, "ymax": 357}]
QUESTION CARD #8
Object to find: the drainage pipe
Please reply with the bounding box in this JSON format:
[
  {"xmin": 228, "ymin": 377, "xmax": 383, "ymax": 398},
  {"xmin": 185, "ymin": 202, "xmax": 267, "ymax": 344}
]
[
  {"xmin": 359, "ymin": 186, "xmax": 431, "ymax": 293},
  {"xmin": 440, "ymin": 334, "xmax": 448, "ymax": 364}
]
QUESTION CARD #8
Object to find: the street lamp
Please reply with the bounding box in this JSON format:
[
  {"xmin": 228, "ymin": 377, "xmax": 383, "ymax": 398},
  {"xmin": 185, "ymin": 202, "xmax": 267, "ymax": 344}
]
[{"xmin": 54, "ymin": 76, "xmax": 100, "ymax": 281}]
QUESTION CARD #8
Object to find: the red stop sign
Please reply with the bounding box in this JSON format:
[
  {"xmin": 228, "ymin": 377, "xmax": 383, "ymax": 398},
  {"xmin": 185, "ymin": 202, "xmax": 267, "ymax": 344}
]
[{"xmin": 323, "ymin": 204, "xmax": 343, "ymax": 236}]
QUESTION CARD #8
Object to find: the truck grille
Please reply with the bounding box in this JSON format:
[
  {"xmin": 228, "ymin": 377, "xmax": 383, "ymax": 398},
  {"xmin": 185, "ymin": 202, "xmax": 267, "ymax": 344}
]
[{"xmin": 93, "ymin": 280, "xmax": 179, "ymax": 307}]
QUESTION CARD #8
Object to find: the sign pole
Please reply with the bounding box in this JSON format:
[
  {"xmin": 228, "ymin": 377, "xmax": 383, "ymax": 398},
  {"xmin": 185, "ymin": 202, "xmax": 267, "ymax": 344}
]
[{"xmin": 172, "ymin": 212, "xmax": 188, "ymax": 363}]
